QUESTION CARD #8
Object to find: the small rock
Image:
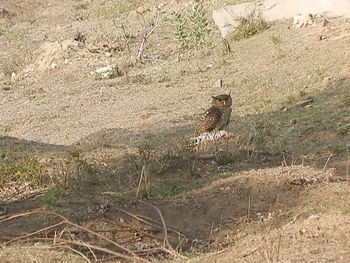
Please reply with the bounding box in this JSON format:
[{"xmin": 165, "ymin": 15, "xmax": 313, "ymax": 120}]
[
  {"xmin": 315, "ymin": 35, "xmax": 324, "ymax": 41},
  {"xmin": 205, "ymin": 64, "xmax": 214, "ymax": 70},
  {"xmin": 11, "ymin": 72, "xmax": 16, "ymax": 81},
  {"xmin": 324, "ymin": 76, "xmax": 333, "ymax": 81},
  {"xmin": 214, "ymin": 79, "xmax": 223, "ymax": 88},
  {"xmin": 306, "ymin": 214, "xmax": 320, "ymax": 221}
]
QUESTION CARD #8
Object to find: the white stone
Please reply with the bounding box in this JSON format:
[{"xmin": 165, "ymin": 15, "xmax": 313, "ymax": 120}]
[{"xmin": 212, "ymin": 0, "xmax": 350, "ymax": 38}]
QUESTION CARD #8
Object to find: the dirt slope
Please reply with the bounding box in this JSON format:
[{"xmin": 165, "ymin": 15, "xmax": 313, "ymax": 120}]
[{"xmin": 1, "ymin": 0, "xmax": 350, "ymax": 262}]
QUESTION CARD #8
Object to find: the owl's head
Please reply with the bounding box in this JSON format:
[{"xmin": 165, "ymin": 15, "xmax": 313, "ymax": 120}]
[{"xmin": 212, "ymin": 93, "xmax": 232, "ymax": 107}]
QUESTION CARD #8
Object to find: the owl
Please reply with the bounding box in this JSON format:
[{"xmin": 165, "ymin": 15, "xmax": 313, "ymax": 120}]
[{"xmin": 195, "ymin": 93, "xmax": 232, "ymax": 136}]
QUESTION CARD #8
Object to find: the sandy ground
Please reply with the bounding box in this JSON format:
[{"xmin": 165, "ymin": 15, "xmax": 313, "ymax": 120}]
[{"xmin": 1, "ymin": 1, "xmax": 350, "ymax": 262}]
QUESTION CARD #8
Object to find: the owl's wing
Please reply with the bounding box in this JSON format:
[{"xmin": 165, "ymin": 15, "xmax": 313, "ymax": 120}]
[{"xmin": 195, "ymin": 106, "xmax": 222, "ymax": 135}]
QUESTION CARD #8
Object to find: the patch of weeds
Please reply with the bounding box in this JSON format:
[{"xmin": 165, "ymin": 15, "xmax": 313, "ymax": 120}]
[
  {"xmin": 69, "ymin": 150, "xmax": 80, "ymax": 158},
  {"xmin": 336, "ymin": 125, "xmax": 350, "ymax": 136},
  {"xmin": 75, "ymin": 15, "xmax": 89, "ymax": 21},
  {"xmin": 185, "ymin": 168, "xmax": 200, "ymax": 178},
  {"xmin": 170, "ymin": 0, "xmax": 210, "ymax": 49},
  {"xmin": 109, "ymin": 65, "xmax": 124, "ymax": 78},
  {"xmin": 131, "ymin": 73, "xmax": 149, "ymax": 84},
  {"xmin": 270, "ymin": 34, "xmax": 282, "ymax": 45},
  {"xmin": 1, "ymin": 80, "xmax": 12, "ymax": 90},
  {"xmin": 286, "ymin": 94, "xmax": 297, "ymax": 105},
  {"xmin": 74, "ymin": 3, "xmax": 88, "ymax": 10},
  {"xmin": 341, "ymin": 207, "xmax": 350, "ymax": 215},
  {"xmin": 0, "ymin": 23, "xmax": 12, "ymax": 36},
  {"xmin": 338, "ymin": 96, "xmax": 350, "ymax": 108},
  {"xmin": 157, "ymin": 74, "xmax": 171, "ymax": 83},
  {"xmin": 3, "ymin": 125, "xmax": 12, "ymax": 133},
  {"xmin": 232, "ymin": 10, "xmax": 269, "ymax": 41},
  {"xmin": 146, "ymin": 184, "xmax": 183, "ymax": 200},
  {"xmin": 83, "ymin": 165, "xmax": 100, "ymax": 185},
  {"xmin": 155, "ymin": 150, "xmax": 176, "ymax": 174},
  {"xmin": 217, "ymin": 153, "xmax": 234, "ymax": 165},
  {"xmin": 113, "ymin": 0, "xmax": 140, "ymax": 14},
  {"xmin": 42, "ymin": 188, "xmax": 63, "ymax": 210},
  {"xmin": 97, "ymin": 0, "xmax": 140, "ymax": 18},
  {"xmin": 117, "ymin": 30, "xmax": 135, "ymax": 40},
  {"xmin": 0, "ymin": 154, "xmax": 44, "ymax": 188},
  {"xmin": 251, "ymin": 120, "xmax": 275, "ymax": 147},
  {"xmin": 5, "ymin": 31, "xmax": 28, "ymax": 42},
  {"xmin": 184, "ymin": 251, "xmax": 198, "ymax": 259},
  {"xmin": 137, "ymin": 140, "xmax": 155, "ymax": 162},
  {"xmin": 329, "ymin": 144, "xmax": 342, "ymax": 155},
  {"xmin": 299, "ymin": 90, "xmax": 307, "ymax": 97}
]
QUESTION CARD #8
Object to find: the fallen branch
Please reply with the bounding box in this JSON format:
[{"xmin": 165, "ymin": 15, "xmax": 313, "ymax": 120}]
[
  {"xmin": 0, "ymin": 210, "xmax": 150, "ymax": 263},
  {"xmin": 137, "ymin": 9, "xmax": 162, "ymax": 62},
  {"xmin": 139, "ymin": 200, "xmax": 186, "ymax": 259}
]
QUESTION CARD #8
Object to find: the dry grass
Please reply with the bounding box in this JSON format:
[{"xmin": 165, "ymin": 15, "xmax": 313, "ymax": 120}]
[{"xmin": 1, "ymin": 0, "xmax": 350, "ymax": 262}]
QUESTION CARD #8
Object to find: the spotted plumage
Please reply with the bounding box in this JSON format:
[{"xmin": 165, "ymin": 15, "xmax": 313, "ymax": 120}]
[{"xmin": 195, "ymin": 93, "xmax": 232, "ymax": 136}]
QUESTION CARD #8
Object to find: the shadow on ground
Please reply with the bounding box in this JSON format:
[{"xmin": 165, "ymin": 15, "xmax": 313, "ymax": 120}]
[{"xmin": 0, "ymin": 80, "xmax": 349, "ymax": 259}]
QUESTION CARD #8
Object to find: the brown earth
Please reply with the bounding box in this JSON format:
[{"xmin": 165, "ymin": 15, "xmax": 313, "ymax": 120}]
[{"xmin": 1, "ymin": 0, "xmax": 350, "ymax": 262}]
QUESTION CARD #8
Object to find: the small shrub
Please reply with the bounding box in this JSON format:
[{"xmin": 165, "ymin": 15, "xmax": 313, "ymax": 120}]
[
  {"xmin": 170, "ymin": 0, "xmax": 210, "ymax": 49},
  {"xmin": 232, "ymin": 10, "xmax": 269, "ymax": 41},
  {"xmin": 1, "ymin": 80, "xmax": 12, "ymax": 91},
  {"xmin": 42, "ymin": 188, "xmax": 63, "ymax": 210},
  {"xmin": 171, "ymin": 11, "xmax": 189, "ymax": 48},
  {"xmin": 270, "ymin": 34, "xmax": 282, "ymax": 45},
  {"xmin": 3, "ymin": 125, "xmax": 12, "ymax": 133}
]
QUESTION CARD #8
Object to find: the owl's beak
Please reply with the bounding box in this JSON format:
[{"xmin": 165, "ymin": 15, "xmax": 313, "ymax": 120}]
[{"xmin": 223, "ymin": 100, "xmax": 226, "ymax": 105}]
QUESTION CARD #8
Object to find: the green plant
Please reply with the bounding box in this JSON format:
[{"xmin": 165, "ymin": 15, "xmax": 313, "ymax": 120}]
[
  {"xmin": 270, "ymin": 34, "xmax": 282, "ymax": 45},
  {"xmin": 131, "ymin": 73, "xmax": 149, "ymax": 84},
  {"xmin": 170, "ymin": 0, "xmax": 210, "ymax": 48},
  {"xmin": 1, "ymin": 80, "xmax": 12, "ymax": 90},
  {"xmin": 109, "ymin": 65, "xmax": 124, "ymax": 78},
  {"xmin": 329, "ymin": 144, "xmax": 341, "ymax": 154},
  {"xmin": 232, "ymin": 10, "xmax": 269, "ymax": 41},
  {"xmin": 42, "ymin": 188, "xmax": 63, "ymax": 210},
  {"xmin": 0, "ymin": 155, "xmax": 44, "ymax": 188},
  {"xmin": 74, "ymin": 3, "xmax": 88, "ymax": 10},
  {"xmin": 3, "ymin": 125, "xmax": 12, "ymax": 133},
  {"xmin": 187, "ymin": 0, "xmax": 210, "ymax": 46},
  {"xmin": 171, "ymin": 11, "xmax": 189, "ymax": 48},
  {"xmin": 113, "ymin": 0, "xmax": 140, "ymax": 14},
  {"xmin": 336, "ymin": 125, "xmax": 350, "ymax": 136}
]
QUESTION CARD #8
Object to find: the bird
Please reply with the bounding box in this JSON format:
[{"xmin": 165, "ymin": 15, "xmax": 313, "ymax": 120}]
[{"xmin": 195, "ymin": 93, "xmax": 232, "ymax": 136}]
